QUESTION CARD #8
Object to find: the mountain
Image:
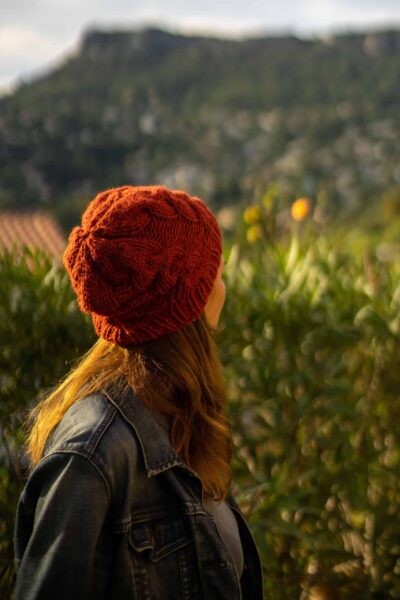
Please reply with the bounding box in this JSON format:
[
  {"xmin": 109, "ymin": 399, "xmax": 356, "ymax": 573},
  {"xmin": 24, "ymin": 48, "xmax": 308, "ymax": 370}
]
[{"xmin": 0, "ymin": 26, "xmax": 399, "ymax": 229}]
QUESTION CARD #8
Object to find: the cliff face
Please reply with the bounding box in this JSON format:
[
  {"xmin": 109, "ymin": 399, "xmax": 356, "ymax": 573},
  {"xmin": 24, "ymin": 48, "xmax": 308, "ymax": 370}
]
[
  {"xmin": 363, "ymin": 30, "xmax": 400, "ymax": 56},
  {"xmin": 0, "ymin": 26, "xmax": 399, "ymax": 226},
  {"xmin": 79, "ymin": 28, "xmax": 200, "ymax": 61},
  {"xmin": 79, "ymin": 27, "xmax": 400, "ymax": 58}
]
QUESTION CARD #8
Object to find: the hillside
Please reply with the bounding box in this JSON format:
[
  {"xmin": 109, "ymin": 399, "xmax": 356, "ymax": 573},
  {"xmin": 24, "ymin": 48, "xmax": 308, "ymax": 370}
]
[{"xmin": 0, "ymin": 26, "xmax": 399, "ymax": 228}]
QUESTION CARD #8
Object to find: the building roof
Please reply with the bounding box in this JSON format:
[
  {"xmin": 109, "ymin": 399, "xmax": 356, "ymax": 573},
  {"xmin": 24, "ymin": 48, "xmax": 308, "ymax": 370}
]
[{"xmin": 0, "ymin": 211, "xmax": 66, "ymax": 261}]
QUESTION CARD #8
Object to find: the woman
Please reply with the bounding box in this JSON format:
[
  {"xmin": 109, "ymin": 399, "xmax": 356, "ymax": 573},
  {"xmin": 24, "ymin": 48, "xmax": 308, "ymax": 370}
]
[{"xmin": 14, "ymin": 185, "xmax": 264, "ymax": 599}]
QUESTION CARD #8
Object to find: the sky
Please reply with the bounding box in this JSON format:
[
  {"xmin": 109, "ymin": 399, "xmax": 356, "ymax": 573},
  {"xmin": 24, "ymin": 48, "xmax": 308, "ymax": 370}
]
[{"xmin": 1, "ymin": 0, "xmax": 400, "ymax": 94}]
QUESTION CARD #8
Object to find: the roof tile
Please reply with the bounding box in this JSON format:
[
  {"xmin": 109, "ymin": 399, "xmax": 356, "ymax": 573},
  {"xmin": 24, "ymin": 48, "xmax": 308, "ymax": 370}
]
[{"xmin": 0, "ymin": 211, "xmax": 66, "ymax": 261}]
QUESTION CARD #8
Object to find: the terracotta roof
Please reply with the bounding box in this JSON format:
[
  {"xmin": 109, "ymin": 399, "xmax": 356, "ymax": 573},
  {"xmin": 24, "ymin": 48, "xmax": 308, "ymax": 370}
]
[{"xmin": 0, "ymin": 211, "xmax": 66, "ymax": 261}]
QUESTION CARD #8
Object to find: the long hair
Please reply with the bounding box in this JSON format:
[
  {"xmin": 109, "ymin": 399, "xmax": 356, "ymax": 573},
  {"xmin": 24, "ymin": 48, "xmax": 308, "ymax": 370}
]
[{"xmin": 25, "ymin": 313, "xmax": 233, "ymax": 501}]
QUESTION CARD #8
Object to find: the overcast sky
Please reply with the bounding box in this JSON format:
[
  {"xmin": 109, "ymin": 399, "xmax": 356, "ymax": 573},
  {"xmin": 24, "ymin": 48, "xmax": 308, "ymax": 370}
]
[{"xmin": 1, "ymin": 0, "xmax": 400, "ymax": 94}]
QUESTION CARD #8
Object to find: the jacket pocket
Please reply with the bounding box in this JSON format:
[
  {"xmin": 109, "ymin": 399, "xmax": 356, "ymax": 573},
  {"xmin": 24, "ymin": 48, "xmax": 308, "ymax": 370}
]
[{"xmin": 128, "ymin": 515, "xmax": 202, "ymax": 599}]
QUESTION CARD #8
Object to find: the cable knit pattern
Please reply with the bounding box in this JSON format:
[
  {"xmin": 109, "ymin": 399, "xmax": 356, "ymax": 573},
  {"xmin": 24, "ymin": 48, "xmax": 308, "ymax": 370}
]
[{"xmin": 63, "ymin": 185, "xmax": 222, "ymax": 346}]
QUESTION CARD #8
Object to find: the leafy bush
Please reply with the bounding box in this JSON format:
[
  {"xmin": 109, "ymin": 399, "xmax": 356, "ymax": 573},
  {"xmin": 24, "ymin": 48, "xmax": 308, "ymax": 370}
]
[
  {"xmin": 0, "ymin": 248, "xmax": 94, "ymax": 597},
  {"xmin": 222, "ymin": 193, "xmax": 400, "ymax": 598}
]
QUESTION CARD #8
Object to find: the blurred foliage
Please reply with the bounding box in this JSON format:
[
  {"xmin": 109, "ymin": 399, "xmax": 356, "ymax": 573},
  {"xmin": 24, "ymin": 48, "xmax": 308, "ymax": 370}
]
[
  {"xmin": 222, "ymin": 187, "xmax": 400, "ymax": 598},
  {"xmin": 0, "ymin": 248, "xmax": 94, "ymax": 597},
  {"xmin": 0, "ymin": 27, "xmax": 400, "ymax": 226}
]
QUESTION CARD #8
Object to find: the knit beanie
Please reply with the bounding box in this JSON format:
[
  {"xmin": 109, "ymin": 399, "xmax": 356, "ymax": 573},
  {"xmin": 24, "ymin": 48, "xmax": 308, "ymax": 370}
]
[{"xmin": 63, "ymin": 185, "xmax": 222, "ymax": 347}]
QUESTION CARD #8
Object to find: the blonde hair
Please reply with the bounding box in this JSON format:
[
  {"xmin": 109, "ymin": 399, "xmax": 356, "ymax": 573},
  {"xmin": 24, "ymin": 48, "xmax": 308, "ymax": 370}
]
[{"xmin": 25, "ymin": 314, "xmax": 233, "ymax": 501}]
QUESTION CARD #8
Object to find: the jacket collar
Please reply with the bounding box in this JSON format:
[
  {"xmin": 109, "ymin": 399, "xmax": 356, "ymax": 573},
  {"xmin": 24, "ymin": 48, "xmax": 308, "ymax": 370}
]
[
  {"xmin": 102, "ymin": 385, "xmax": 185, "ymax": 478},
  {"xmin": 101, "ymin": 386, "xmax": 239, "ymax": 514}
]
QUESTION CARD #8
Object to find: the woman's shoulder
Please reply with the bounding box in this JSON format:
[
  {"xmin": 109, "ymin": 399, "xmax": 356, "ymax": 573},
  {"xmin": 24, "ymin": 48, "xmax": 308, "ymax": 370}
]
[
  {"xmin": 19, "ymin": 392, "xmax": 144, "ymax": 518},
  {"xmin": 43, "ymin": 392, "xmax": 111, "ymax": 455},
  {"xmin": 43, "ymin": 392, "xmax": 140, "ymax": 476}
]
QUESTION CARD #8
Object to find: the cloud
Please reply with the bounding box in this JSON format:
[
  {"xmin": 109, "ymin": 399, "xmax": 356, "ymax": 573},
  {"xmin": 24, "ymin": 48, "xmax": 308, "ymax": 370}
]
[
  {"xmin": 0, "ymin": 26, "xmax": 65, "ymax": 91},
  {"xmin": 0, "ymin": 26, "xmax": 59, "ymax": 56},
  {"xmin": 296, "ymin": 0, "xmax": 400, "ymax": 33}
]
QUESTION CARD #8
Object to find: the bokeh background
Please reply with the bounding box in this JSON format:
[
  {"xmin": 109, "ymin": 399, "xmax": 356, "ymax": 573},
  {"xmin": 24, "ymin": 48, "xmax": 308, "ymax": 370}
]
[{"xmin": 1, "ymin": 2, "xmax": 400, "ymax": 598}]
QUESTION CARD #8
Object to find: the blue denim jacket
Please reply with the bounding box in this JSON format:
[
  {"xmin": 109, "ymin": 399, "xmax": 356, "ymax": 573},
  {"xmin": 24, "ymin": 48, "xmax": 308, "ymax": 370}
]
[{"xmin": 14, "ymin": 387, "xmax": 264, "ymax": 599}]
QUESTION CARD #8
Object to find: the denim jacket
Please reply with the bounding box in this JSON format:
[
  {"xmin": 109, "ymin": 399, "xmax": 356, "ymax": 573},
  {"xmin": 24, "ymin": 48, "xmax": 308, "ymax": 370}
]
[{"xmin": 14, "ymin": 387, "xmax": 264, "ymax": 599}]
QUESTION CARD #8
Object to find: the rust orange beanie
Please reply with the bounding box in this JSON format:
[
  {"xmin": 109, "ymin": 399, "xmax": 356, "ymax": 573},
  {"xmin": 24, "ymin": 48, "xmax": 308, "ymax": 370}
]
[{"xmin": 63, "ymin": 185, "xmax": 222, "ymax": 346}]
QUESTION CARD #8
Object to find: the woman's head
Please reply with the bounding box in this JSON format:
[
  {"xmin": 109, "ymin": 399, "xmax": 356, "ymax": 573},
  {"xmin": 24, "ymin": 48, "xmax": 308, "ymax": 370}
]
[
  {"xmin": 26, "ymin": 185, "xmax": 232, "ymax": 500},
  {"xmin": 63, "ymin": 185, "xmax": 224, "ymax": 346}
]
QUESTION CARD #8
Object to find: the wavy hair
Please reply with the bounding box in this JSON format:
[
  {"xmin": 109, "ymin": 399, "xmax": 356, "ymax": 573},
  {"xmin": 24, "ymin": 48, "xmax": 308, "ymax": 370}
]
[{"xmin": 25, "ymin": 313, "xmax": 233, "ymax": 501}]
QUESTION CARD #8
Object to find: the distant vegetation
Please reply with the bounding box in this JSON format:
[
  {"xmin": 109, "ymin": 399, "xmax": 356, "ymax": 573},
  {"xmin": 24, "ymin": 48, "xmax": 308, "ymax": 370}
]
[{"xmin": 0, "ymin": 27, "xmax": 399, "ymax": 229}]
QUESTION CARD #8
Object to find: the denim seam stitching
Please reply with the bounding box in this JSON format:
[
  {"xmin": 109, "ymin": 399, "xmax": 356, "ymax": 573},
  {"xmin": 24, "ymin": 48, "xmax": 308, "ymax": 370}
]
[
  {"xmin": 84, "ymin": 401, "xmax": 118, "ymax": 457},
  {"xmin": 37, "ymin": 449, "xmax": 111, "ymax": 502}
]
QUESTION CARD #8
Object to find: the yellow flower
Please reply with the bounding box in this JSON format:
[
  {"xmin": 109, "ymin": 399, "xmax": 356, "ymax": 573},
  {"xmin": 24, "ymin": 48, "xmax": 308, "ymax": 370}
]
[
  {"xmin": 291, "ymin": 197, "xmax": 311, "ymax": 221},
  {"xmin": 243, "ymin": 206, "xmax": 261, "ymax": 225},
  {"xmin": 350, "ymin": 511, "xmax": 365, "ymax": 529},
  {"xmin": 246, "ymin": 225, "xmax": 262, "ymax": 243}
]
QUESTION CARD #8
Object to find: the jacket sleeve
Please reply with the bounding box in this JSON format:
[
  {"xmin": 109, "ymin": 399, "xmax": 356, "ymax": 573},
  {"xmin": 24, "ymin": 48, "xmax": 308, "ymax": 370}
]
[{"xmin": 14, "ymin": 451, "xmax": 111, "ymax": 600}]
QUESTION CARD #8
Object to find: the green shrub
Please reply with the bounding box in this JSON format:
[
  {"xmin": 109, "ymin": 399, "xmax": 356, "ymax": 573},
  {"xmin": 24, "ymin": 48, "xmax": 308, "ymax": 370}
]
[
  {"xmin": 221, "ymin": 195, "xmax": 400, "ymax": 598},
  {"xmin": 0, "ymin": 248, "xmax": 94, "ymax": 597}
]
